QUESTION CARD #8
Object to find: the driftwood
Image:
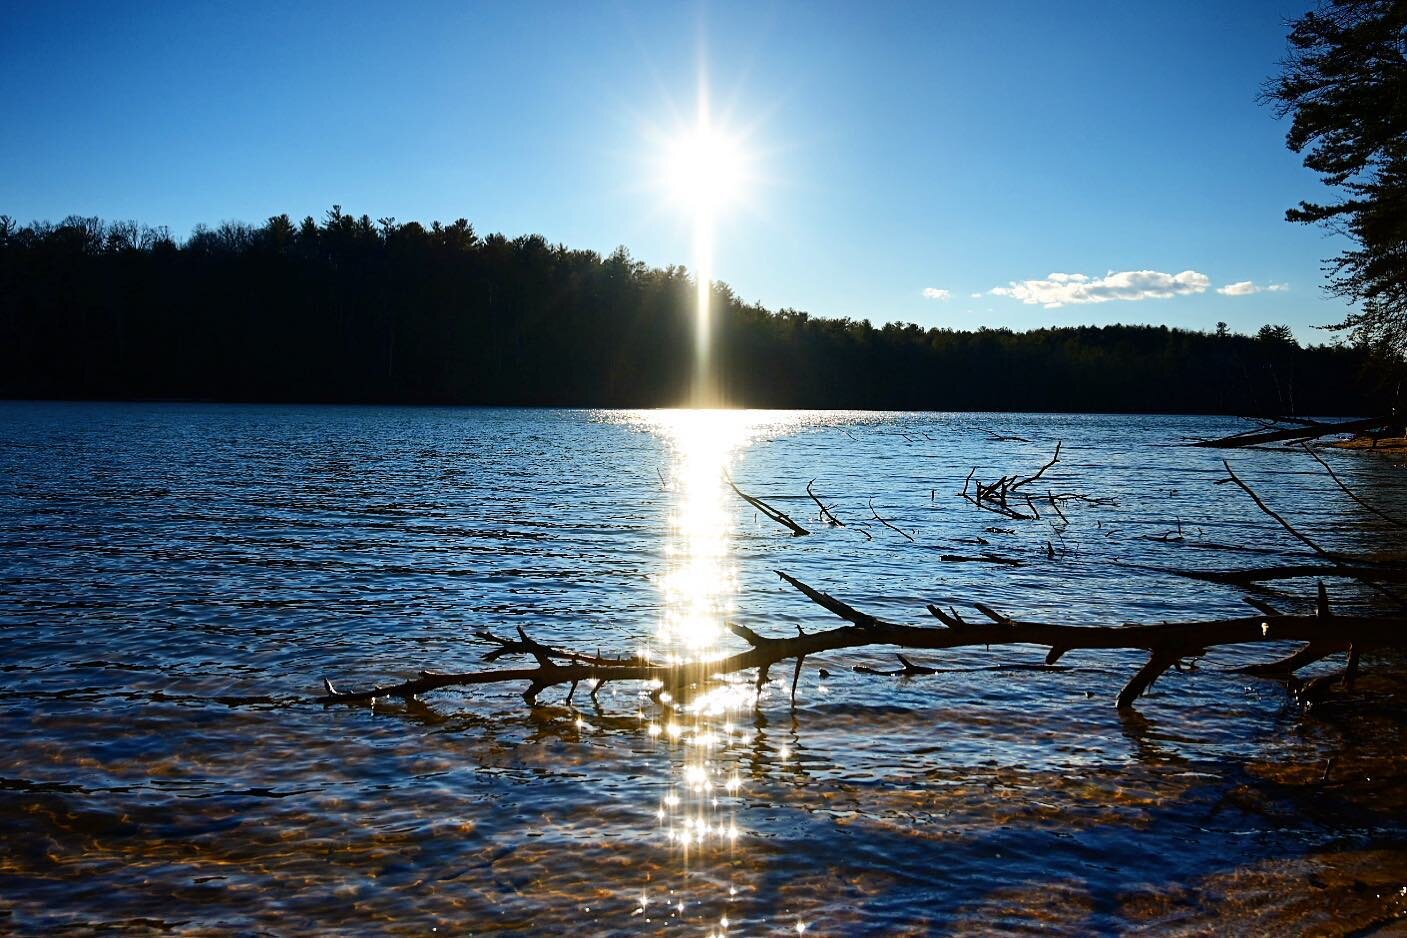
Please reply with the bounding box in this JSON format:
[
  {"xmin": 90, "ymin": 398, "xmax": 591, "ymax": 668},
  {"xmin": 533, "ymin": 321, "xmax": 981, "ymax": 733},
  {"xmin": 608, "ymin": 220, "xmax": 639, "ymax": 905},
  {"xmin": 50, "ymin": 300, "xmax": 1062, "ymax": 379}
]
[
  {"xmin": 868, "ymin": 498, "xmax": 914, "ymax": 541},
  {"xmin": 960, "ymin": 443, "xmax": 1062, "ymax": 520},
  {"xmin": 315, "ymin": 571, "xmax": 1407, "ymax": 713},
  {"xmin": 726, "ymin": 473, "xmax": 809, "ymax": 536},
  {"xmin": 806, "ymin": 479, "xmax": 872, "ymax": 540},
  {"xmin": 806, "ymin": 479, "xmax": 845, "ymax": 527},
  {"xmin": 939, "ymin": 553, "xmax": 1022, "ymax": 566},
  {"xmin": 1301, "ymin": 443, "xmax": 1405, "ymax": 528},
  {"xmin": 1193, "ymin": 415, "xmax": 1394, "ymax": 449},
  {"xmin": 1219, "ymin": 460, "xmax": 1405, "ymax": 607},
  {"xmin": 979, "ymin": 427, "xmax": 1031, "ymax": 443},
  {"xmin": 1111, "ymin": 561, "xmax": 1407, "ymax": 587},
  {"xmin": 959, "ymin": 442, "xmax": 1115, "ymax": 522}
]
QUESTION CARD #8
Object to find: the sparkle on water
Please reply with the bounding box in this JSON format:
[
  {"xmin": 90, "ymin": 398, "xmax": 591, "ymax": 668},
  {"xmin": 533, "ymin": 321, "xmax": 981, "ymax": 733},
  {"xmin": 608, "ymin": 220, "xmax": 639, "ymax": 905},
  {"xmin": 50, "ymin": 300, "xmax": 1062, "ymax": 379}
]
[{"xmin": 644, "ymin": 410, "xmax": 783, "ymax": 921}]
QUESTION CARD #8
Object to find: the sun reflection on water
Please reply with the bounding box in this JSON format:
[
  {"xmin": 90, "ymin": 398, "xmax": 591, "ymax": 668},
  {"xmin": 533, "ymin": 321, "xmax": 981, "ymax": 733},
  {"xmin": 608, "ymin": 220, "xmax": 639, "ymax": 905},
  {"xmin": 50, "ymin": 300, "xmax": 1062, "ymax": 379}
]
[
  {"xmin": 654, "ymin": 409, "xmax": 754, "ymax": 653},
  {"xmin": 630, "ymin": 408, "xmax": 808, "ymax": 929}
]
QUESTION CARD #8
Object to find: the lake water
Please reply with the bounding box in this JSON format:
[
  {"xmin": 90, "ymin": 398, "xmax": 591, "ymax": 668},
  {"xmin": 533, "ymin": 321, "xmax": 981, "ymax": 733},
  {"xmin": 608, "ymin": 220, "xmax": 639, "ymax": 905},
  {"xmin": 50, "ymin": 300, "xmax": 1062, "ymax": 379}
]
[{"xmin": 2, "ymin": 402, "xmax": 1406, "ymax": 935}]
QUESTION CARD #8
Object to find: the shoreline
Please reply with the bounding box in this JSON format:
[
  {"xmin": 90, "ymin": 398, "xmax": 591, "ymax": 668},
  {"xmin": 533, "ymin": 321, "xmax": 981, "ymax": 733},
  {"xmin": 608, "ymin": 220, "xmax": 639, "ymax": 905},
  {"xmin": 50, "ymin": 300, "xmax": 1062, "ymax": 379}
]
[{"xmin": 1333, "ymin": 435, "xmax": 1407, "ymax": 454}]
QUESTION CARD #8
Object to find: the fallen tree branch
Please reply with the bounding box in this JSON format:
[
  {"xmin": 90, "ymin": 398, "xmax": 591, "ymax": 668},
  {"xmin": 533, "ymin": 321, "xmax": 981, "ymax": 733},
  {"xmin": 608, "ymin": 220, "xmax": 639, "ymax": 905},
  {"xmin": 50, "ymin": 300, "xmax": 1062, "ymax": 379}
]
[
  {"xmin": 1008, "ymin": 441, "xmax": 1062, "ymax": 494},
  {"xmin": 939, "ymin": 553, "xmax": 1023, "ymax": 566},
  {"xmin": 806, "ymin": 479, "xmax": 871, "ymax": 539},
  {"xmin": 1107, "ymin": 561, "xmax": 1407, "ymax": 586},
  {"xmin": 959, "ymin": 443, "xmax": 1100, "ymax": 521},
  {"xmin": 1301, "ymin": 443, "xmax": 1405, "ymax": 528},
  {"xmin": 726, "ymin": 472, "xmax": 809, "ymax": 536},
  {"xmin": 868, "ymin": 498, "xmax": 915, "ymax": 541},
  {"xmin": 316, "ymin": 572, "xmax": 1407, "ymax": 713},
  {"xmin": 1218, "ymin": 460, "xmax": 1405, "ymax": 606},
  {"xmin": 978, "ymin": 427, "xmax": 1031, "ymax": 443},
  {"xmin": 1193, "ymin": 415, "xmax": 1395, "ymax": 449}
]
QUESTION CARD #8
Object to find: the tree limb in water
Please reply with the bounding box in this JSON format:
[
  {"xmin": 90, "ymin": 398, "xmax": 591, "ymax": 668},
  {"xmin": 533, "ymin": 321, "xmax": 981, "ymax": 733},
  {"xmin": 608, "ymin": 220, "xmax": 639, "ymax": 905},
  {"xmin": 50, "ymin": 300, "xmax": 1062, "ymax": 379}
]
[
  {"xmin": 1301, "ymin": 443, "xmax": 1405, "ymax": 529},
  {"xmin": 868, "ymin": 497, "xmax": 915, "ymax": 541},
  {"xmin": 959, "ymin": 442, "xmax": 1111, "ymax": 521},
  {"xmin": 1192, "ymin": 415, "xmax": 1395, "ymax": 449},
  {"xmin": 1218, "ymin": 459, "xmax": 1406, "ymax": 607},
  {"xmin": 316, "ymin": 571, "xmax": 1407, "ymax": 713},
  {"xmin": 939, "ymin": 553, "xmax": 1022, "ymax": 566},
  {"xmin": 978, "ymin": 427, "xmax": 1031, "ymax": 443},
  {"xmin": 725, "ymin": 472, "xmax": 809, "ymax": 536},
  {"xmin": 1109, "ymin": 561, "xmax": 1407, "ymax": 587},
  {"xmin": 806, "ymin": 479, "xmax": 871, "ymax": 539}
]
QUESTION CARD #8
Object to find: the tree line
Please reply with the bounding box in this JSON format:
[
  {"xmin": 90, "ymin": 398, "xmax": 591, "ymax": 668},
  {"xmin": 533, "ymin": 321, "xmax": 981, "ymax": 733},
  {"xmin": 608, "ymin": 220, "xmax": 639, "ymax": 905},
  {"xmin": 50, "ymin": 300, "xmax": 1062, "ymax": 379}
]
[{"xmin": 0, "ymin": 209, "xmax": 1384, "ymax": 414}]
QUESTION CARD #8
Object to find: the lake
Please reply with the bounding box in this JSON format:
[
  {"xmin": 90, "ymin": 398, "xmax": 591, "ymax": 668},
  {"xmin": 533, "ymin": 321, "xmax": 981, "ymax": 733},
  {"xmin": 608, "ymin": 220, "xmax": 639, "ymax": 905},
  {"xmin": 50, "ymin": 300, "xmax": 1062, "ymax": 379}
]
[{"xmin": 2, "ymin": 402, "xmax": 1406, "ymax": 934}]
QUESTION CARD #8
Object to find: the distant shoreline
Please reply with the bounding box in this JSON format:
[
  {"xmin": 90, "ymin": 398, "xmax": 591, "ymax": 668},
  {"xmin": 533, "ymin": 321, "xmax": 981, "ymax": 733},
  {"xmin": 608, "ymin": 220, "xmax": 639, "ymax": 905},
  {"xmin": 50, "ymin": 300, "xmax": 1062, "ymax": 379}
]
[
  {"xmin": 0, "ymin": 396, "xmax": 1368, "ymax": 421},
  {"xmin": 0, "ymin": 212, "xmax": 1382, "ymax": 417}
]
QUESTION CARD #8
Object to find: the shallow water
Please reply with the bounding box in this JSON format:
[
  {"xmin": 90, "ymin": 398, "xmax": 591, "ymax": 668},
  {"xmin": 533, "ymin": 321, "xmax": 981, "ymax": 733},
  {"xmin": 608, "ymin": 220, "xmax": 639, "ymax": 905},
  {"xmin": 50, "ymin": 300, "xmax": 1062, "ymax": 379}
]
[{"xmin": 2, "ymin": 403, "xmax": 1407, "ymax": 935}]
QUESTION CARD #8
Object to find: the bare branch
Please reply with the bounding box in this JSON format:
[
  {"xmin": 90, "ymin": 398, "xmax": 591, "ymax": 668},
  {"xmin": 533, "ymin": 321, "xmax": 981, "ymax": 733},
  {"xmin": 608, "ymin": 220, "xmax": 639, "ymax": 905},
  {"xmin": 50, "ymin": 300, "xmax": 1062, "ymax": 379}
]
[
  {"xmin": 1219, "ymin": 460, "xmax": 1405, "ymax": 606},
  {"xmin": 1301, "ymin": 443, "xmax": 1405, "ymax": 528},
  {"xmin": 1008, "ymin": 441, "xmax": 1062, "ymax": 494},
  {"xmin": 317, "ymin": 573, "xmax": 1407, "ymax": 713},
  {"xmin": 806, "ymin": 479, "xmax": 845, "ymax": 527},
  {"xmin": 726, "ymin": 472, "xmax": 809, "ymax": 536},
  {"xmin": 807, "ymin": 479, "xmax": 871, "ymax": 539},
  {"xmin": 867, "ymin": 498, "xmax": 915, "ymax": 541}
]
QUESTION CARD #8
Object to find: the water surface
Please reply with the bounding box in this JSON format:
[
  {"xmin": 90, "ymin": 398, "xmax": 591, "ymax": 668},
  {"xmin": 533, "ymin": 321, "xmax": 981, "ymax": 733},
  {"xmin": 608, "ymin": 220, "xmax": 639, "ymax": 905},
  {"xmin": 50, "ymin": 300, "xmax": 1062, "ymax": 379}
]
[{"xmin": 2, "ymin": 403, "xmax": 1406, "ymax": 935}]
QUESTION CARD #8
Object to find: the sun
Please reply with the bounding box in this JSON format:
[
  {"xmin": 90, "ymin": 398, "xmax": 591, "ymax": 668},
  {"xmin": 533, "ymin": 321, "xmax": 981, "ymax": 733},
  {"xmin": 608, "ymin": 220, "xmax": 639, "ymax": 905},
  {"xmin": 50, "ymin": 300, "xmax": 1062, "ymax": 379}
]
[
  {"xmin": 662, "ymin": 123, "xmax": 748, "ymax": 215},
  {"xmin": 649, "ymin": 92, "xmax": 759, "ymax": 405}
]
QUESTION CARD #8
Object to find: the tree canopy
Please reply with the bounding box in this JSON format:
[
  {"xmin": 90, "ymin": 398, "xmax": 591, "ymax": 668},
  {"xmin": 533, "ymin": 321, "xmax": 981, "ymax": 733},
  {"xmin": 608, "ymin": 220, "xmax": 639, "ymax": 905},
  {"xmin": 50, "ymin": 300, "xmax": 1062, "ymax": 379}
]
[
  {"xmin": 1267, "ymin": 0, "xmax": 1407, "ymax": 358},
  {"xmin": 0, "ymin": 209, "xmax": 1381, "ymax": 414}
]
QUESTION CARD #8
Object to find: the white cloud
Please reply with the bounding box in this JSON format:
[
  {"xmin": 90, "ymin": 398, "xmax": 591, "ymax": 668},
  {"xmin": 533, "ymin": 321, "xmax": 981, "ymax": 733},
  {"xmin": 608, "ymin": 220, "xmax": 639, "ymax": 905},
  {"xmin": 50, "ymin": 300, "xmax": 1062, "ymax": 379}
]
[
  {"xmin": 969, "ymin": 292, "xmax": 983, "ymax": 299},
  {"xmin": 989, "ymin": 269, "xmax": 1211, "ymax": 309},
  {"xmin": 922, "ymin": 287, "xmax": 951, "ymax": 301},
  {"xmin": 1217, "ymin": 280, "xmax": 1289, "ymax": 296}
]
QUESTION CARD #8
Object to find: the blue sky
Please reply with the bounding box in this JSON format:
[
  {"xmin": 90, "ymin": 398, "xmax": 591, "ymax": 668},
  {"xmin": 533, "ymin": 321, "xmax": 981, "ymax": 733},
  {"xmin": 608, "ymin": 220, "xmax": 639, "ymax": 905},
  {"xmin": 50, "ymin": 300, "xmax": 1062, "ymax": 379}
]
[{"xmin": 0, "ymin": 0, "xmax": 1349, "ymax": 340}]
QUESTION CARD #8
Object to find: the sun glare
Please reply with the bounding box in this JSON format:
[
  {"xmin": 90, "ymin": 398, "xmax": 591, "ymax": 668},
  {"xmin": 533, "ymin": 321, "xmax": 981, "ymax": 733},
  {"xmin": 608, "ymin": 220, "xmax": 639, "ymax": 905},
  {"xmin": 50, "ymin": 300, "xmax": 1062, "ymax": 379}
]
[
  {"xmin": 663, "ymin": 125, "xmax": 747, "ymax": 214},
  {"xmin": 652, "ymin": 85, "xmax": 757, "ymax": 406}
]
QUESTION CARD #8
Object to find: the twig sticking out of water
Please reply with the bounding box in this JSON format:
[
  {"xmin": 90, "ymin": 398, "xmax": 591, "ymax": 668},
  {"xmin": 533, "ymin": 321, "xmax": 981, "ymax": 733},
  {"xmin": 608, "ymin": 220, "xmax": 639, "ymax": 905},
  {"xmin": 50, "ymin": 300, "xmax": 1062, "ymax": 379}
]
[
  {"xmin": 1218, "ymin": 460, "xmax": 1406, "ymax": 610},
  {"xmin": 805, "ymin": 479, "xmax": 871, "ymax": 539},
  {"xmin": 978, "ymin": 427, "xmax": 1032, "ymax": 443},
  {"xmin": 725, "ymin": 472, "xmax": 809, "ymax": 536},
  {"xmin": 1301, "ymin": 443, "xmax": 1405, "ymax": 529},
  {"xmin": 960, "ymin": 442, "xmax": 1109, "ymax": 521},
  {"xmin": 868, "ymin": 498, "xmax": 915, "ymax": 542}
]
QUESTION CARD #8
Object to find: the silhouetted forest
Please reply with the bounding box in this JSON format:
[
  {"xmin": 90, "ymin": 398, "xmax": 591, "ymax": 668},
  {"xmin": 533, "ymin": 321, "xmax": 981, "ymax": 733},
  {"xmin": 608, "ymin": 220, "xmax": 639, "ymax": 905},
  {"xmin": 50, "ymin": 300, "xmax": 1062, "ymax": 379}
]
[{"xmin": 0, "ymin": 209, "xmax": 1384, "ymax": 413}]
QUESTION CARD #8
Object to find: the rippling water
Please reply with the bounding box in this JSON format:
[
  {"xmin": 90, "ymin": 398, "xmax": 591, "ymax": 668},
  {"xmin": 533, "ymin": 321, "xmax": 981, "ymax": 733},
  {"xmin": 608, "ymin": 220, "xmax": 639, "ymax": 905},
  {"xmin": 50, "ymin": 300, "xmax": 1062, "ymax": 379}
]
[{"xmin": 3, "ymin": 402, "xmax": 1407, "ymax": 935}]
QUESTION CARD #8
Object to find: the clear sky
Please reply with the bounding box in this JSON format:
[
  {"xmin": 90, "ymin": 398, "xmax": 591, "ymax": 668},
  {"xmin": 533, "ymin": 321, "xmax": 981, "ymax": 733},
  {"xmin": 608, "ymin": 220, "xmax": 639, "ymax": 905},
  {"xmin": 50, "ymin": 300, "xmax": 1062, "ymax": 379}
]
[{"xmin": 0, "ymin": 0, "xmax": 1351, "ymax": 341}]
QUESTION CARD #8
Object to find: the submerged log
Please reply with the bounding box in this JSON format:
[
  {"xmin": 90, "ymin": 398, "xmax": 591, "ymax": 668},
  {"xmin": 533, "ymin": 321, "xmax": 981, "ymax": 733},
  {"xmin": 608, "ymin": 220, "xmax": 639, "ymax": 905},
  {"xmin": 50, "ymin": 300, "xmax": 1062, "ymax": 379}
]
[{"xmin": 1193, "ymin": 415, "xmax": 1395, "ymax": 449}]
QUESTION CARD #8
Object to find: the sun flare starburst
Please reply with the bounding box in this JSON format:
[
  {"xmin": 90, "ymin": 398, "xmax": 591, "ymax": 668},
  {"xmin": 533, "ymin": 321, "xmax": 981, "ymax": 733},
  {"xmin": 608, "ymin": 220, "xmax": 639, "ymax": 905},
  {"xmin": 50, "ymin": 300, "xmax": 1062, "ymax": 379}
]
[{"xmin": 651, "ymin": 87, "xmax": 758, "ymax": 406}]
